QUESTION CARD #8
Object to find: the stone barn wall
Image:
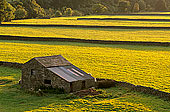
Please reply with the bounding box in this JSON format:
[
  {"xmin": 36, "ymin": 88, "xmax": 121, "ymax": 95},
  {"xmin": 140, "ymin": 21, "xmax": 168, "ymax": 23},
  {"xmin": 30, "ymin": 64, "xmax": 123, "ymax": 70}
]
[
  {"xmin": 71, "ymin": 79, "xmax": 95, "ymax": 92},
  {"xmin": 21, "ymin": 59, "xmax": 45, "ymax": 89},
  {"xmin": 44, "ymin": 69, "xmax": 70, "ymax": 93},
  {"xmin": 85, "ymin": 79, "xmax": 95, "ymax": 88}
]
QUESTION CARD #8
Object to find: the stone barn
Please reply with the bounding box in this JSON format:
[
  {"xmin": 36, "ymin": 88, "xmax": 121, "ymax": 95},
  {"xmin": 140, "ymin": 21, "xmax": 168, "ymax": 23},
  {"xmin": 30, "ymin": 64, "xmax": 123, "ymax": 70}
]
[{"xmin": 20, "ymin": 55, "xmax": 95, "ymax": 93}]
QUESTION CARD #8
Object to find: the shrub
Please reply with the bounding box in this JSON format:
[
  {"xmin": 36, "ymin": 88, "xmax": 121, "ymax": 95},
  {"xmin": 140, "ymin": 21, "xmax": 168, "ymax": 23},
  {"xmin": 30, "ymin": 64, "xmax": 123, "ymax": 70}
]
[
  {"xmin": 133, "ymin": 3, "xmax": 140, "ymax": 12},
  {"xmin": 64, "ymin": 8, "xmax": 73, "ymax": 16}
]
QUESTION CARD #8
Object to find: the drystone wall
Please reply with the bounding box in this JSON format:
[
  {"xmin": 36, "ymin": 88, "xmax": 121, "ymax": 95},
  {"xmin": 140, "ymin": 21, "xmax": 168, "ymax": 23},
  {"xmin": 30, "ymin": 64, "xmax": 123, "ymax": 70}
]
[
  {"xmin": 0, "ymin": 61, "xmax": 23, "ymax": 68},
  {"xmin": 96, "ymin": 78, "xmax": 170, "ymax": 101}
]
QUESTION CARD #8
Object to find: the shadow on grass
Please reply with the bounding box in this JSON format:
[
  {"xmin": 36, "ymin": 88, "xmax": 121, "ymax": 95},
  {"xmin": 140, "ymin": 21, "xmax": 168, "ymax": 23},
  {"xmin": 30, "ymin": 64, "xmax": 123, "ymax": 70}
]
[{"xmin": 0, "ymin": 84, "xmax": 70, "ymax": 112}]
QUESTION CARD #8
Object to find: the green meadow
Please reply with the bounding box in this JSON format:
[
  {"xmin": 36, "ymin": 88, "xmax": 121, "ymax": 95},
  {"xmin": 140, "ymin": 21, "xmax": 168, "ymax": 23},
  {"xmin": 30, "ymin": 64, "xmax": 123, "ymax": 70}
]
[{"xmin": 0, "ymin": 66, "xmax": 170, "ymax": 112}]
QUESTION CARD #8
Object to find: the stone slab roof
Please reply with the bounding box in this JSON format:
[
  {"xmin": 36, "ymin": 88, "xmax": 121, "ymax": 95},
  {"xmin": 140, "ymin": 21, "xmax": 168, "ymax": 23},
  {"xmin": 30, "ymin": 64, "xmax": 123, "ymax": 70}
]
[{"xmin": 34, "ymin": 55, "xmax": 71, "ymax": 68}]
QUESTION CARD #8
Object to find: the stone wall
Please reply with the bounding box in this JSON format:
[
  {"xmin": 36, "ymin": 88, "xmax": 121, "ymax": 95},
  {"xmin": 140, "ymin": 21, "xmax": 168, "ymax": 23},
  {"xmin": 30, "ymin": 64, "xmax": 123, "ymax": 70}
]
[
  {"xmin": 96, "ymin": 78, "xmax": 170, "ymax": 101},
  {"xmin": 0, "ymin": 35, "xmax": 170, "ymax": 47},
  {"xmin": 0, "ymin": 61, "xmax": 23, "ymax": 69}
]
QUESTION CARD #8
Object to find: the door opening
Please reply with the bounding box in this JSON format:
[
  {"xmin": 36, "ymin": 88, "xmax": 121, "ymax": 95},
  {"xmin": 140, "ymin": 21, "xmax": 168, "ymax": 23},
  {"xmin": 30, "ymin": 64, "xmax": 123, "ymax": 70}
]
[
  {"xmin": 70, "ymin": 82, "xmax": 73, "ymax": 92},
  {"xmin": 82, "ymin": 81, "xmax": 85, "ymax": 89}
]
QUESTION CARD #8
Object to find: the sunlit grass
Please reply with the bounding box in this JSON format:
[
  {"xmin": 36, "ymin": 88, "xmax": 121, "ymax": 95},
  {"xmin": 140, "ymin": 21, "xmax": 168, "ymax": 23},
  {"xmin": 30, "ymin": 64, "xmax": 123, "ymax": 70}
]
[
  {"xmin": 3, "ymin": 15, "xmax": 170, "ymax": 27},
  {"xmin": 1, "ymin": 26, "xmax": 170, "ymax": 42},
  {"xmin": 28, "ymin": 98, "xmax": 152, "ymax": 112},
  {"xmin": 0, "ymin": 40, "xmax": 170, "ymax": 93}
]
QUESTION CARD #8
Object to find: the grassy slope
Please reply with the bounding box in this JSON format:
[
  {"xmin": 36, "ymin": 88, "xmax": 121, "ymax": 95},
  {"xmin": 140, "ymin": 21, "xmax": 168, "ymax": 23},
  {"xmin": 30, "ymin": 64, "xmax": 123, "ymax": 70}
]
[
  {"xmin": 0, "ymin": 66, "xmax": 71, "ymax": 112},
  {"xmin": 0, "ymin": 66, "xmax": 169, "ymax": 112},
  {"xmin": 1, "ymin": 26, "xmax": 170, "ymax": 42},
  {"xmin": 0, "ymin": 40, "xmax": 170, "ymax": 93}
]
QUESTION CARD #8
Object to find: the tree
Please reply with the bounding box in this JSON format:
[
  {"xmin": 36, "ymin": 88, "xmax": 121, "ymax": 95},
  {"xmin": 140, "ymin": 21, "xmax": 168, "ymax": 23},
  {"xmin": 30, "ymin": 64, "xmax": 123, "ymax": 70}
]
[
  {"xmin": 138, "ymin": 0, "xmax": 146, "ymax": 11},
  {"xmin": 92, "ymin": 4, "xmax": 108, "ymax": 14},
  {"xmin": 20, "ymin": 0, "xmax": 45, "ymax": 18},
  {"xmin": 0, "ymin": 0, "xmax": 7, "ymax": 23},
  {"xmin": 0, "ymin": 0, "xmax": 15, "ymax": 22},
  {"xmin": 118, "ymin": 0, "xmax": 131, "ymax": 13},
  {"xmin": 4, "ymin": 3, "xmax": 15, "ymax": 21},
  {"xmin": 133, "ymin": 3, "xmax": 139, "ymax": 12},
  {"xmin": 45, "ymin": 8, "xmax": 56, "ymax": 18},
  {"xmin": 15, "ymin": 5, "xmax": 27, "ymax": 19},
  {"xmin": 155, "ymin": 0, "xmax": 167, "ymax": 11},
  {"xmin": 64, "ymin": 8, "xmax": 73, "ymax": 16}
]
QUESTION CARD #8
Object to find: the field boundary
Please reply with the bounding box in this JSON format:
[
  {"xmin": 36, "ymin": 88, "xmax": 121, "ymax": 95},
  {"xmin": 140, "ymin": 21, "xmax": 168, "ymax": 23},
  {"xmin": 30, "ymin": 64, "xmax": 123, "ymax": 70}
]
[
  {"xmin": 77, "ymin": 18, "xmax": 170, "ymax": 22},
  {"xmin": 2, "ymin": 24, "xmax": 170, "ymax": 29},
  {"xmin": 101, "ymin": 13, "xmax": 170, "ymax": 16},
  {"xmin": 0, "ymin": 61, "xmax": 169, "ymax": 101},
  {"xmin": 0, "ymin": 35, "xmax": 170, "ymax": 47},
  {"xmin": 96, "ymin": 78, "xmax": 170, "ymax": 101},
  {"xmin": 0, "ymin": 61, "xmax": 23, "ymax": 69}
]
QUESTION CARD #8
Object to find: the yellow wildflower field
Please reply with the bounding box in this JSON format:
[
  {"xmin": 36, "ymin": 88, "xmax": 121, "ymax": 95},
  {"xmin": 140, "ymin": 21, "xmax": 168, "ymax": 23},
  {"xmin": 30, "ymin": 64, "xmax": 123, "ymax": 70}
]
[
  {"xmin": 0, "ymin": 41, "xmax": 170, "ymax": 93},
  {"xmin": 1, "ymin": 26, "xmax": 170, "ymax": 42},
  {"xmin": 27, "ymin": 98, "xmax": 152, "ymax": 112},
  {"xmin": 3, "ymin": 15, "xmax": 170, "ymax": 27}
]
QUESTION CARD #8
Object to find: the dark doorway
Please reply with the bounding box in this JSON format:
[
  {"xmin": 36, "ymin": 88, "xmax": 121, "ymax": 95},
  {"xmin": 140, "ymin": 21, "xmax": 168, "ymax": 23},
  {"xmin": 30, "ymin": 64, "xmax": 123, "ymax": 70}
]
[
  {"xmin": 82, "ymin": 81, "xmax": 85, "ymax": 89},
  {"xmin": 70, "ymin": 82, "xmax": 73, "ymax": 92}
]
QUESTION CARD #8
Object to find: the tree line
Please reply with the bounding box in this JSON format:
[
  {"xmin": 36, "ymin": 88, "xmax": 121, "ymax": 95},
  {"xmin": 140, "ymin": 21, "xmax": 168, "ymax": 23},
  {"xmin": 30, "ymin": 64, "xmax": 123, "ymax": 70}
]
[{"xmin": 0, "ymin": 0, "xmax": 169, "ymax": 23}]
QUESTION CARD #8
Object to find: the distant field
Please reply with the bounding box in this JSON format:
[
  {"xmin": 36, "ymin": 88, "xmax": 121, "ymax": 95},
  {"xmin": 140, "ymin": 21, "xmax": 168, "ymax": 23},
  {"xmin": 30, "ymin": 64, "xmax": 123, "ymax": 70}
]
[
  {"xmin": 133, "ymin": 12, "xmax": 170, "ymax": 14},
  {"xmin": 1, "ymin": 26, "xmax": 170, "ymax": 42},
  {"xmin": 0, "ymin": 40, "xmax": 170, "ymax": 93},
  {"xmin": 3, "ymin": 15, "xmax": 170, "ymax": 27}
]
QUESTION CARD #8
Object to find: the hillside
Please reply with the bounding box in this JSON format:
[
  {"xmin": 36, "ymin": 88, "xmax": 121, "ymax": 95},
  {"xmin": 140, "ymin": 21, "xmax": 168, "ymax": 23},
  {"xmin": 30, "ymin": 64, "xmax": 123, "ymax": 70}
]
[{"xmin": 2, "ymin": 0, "xmax": 170, "ymax": 22}]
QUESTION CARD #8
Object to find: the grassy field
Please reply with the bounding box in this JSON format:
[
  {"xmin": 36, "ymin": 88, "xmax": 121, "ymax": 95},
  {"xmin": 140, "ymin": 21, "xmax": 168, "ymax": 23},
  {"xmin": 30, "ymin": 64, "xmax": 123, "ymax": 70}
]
[
  {"xmin": 0, "ymin": 66, "xmax": 169, "ymax": 112},
  {"xmin": 0, "ymin": 40, "xmax": 170, "ymax": 93},
  {"xmin": 3, "ymin": 15, "xmax": 170, "ymax": 27},
  {"xmin": 1, "ymin": 26, "xmax": 170, "ymax": 42},
  {"xmin": 1, "ymin": 13, "xmax": 170, "ymax": 111}
]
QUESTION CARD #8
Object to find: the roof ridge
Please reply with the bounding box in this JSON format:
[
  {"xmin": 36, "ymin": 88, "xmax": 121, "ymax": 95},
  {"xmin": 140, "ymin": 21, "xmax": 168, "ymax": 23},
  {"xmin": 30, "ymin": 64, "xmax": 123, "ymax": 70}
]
[{"xmin": 34, "ymin": 55, "xmax": 62, "ymax": 59}]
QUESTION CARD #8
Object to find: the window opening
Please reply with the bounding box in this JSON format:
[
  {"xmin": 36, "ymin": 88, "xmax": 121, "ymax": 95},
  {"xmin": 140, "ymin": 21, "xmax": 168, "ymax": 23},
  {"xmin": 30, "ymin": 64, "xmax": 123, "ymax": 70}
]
[
  {"xmin": 31, "ymin": 69, "xmax": 36, "ymax": 75},
  {"xmin": 44, "ymin": 79, "xmax": 51, "ymax": 85}
]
